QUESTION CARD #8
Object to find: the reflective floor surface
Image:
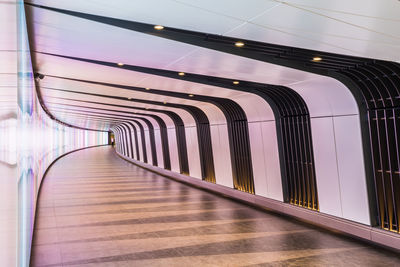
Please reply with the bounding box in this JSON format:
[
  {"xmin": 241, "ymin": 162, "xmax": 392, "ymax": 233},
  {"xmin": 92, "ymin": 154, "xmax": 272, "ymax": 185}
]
[{"xmin": 31, "ymin": 146, "xmax": 400, "ymax": 266}]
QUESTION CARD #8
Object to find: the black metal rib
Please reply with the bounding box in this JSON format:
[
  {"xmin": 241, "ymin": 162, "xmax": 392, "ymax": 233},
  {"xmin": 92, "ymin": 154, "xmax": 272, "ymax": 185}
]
[
  {"xmin": 131, "ymin": 120, "xmax": 148, "ymax": 163},
  {"xmin": 46, "ymin": 99, "xmax": 171, "ymax": 170}
]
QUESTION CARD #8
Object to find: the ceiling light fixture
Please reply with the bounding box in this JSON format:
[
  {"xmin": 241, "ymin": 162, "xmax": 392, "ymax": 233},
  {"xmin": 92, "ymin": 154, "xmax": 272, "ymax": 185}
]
[
  {"xmin": 233, "ymin": 81, "xmax": 240, "ymax": 85},
  {"xmin": 312, "ymin": 57, "xmax": 322, "ymax": 62},
  {"xmin": 163, "ymin": 101, "xmax": 167, "ymax": 104},
  {"xmin": 117, "ymin": 63, "xmax": 124, "ymax": 66},
  {"xmin": 235, "ymin": 41, "xmax": 245, "ymax": 47},
  {"xmin": 145, "ymin": 87, "xmax": 150, "ymax": 90},
  {"xmin": 178, "ymin": 72, "xmax": 185, "ymax": 76},
  {"xmin": 188, "ymin": 94, "xmax": 194, "ymax": 97},
  {"xmin": 154, "ymin": 25, "xmax": 164, "ymax": 30}
]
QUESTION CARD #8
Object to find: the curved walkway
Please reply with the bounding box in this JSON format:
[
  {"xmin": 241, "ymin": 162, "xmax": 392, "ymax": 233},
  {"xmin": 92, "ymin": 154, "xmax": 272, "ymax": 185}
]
[{"xmin": 31, "ymin": 146, "xmax": 400, "ymax": 266}]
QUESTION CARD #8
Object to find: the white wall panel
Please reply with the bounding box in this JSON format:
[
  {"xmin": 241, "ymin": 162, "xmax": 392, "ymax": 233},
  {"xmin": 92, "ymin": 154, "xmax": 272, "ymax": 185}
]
[
  {"xmin": 210, "ymin": 124, "xmax": 233, "ymax": 188},
  {"xmin": 261, "ymin": 121, "xmax": 283, "ymax": 201},
  {"xmin": 311, "ymin": 117, "xmax": 343, "ymax": 217},
  {"xmin": 185, "ymin": 126, "xmax": 201, "ymax": 179},
  {"xmin": 334, "ymin": 115, "xmax": 370, "ymax": 225},
  {"xmin": 248, "ymin": 122, "xmax": 268, "ymax": 197}
]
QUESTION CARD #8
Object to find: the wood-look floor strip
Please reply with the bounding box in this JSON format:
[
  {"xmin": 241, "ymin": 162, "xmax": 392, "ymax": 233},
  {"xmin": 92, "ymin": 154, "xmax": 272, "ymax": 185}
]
[{"xmin": 31, "ymin": 146, "xmax": 400, "ymax": 267}]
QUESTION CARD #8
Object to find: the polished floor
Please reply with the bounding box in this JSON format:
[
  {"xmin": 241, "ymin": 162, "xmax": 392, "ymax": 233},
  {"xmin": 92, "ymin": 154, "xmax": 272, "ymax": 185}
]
[{"xmin": 31, "ymin": 146, "xmax": 400, "ymax": 267}]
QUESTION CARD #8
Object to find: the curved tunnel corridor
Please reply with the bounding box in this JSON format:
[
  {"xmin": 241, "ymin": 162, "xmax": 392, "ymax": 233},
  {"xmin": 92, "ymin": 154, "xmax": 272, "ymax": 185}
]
[
  {"xmin": 31, "ymin": 147, "xmax": 399, "ymax": 266},
  {"xmin": 2, "ymin": 1, "xmax": 400, "ymax": 265}
]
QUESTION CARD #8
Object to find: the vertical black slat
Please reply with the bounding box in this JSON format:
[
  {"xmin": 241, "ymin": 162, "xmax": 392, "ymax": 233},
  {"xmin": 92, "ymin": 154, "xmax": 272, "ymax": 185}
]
[
  {"xmin": 148, "ymin": 125, "xmax": 157, "ymax": 166},
  {"xmin": 116, "ymin": 127, "xmax": 126, "ymax": 156},
  {"xmin": 385, "ymin": 109, "xmax": 398, "ymax": 231},
  {"xmin": 297, "ymin": 116, "xmax": 308, "ymax": 208},
  {"xmin": 300, "ymin": 116, "xmax": 310, "ymax": 208},
  {"xmin": 121, "ymin": 125, "xmax": 131, "ymax": 157},
  {"xmin": 126, "ymin": 122, "xmax": 140, "ymax": 161},
  {"xmin": 285, "ymin": 117, "xmax": 295, "ymax": 204},
  {"xmin": 266, "ymin": 87, "xmax": 318, "ymax": 211},
  {"xmin": 198, "ymin": 123, "xmax": 216, "ymax": 183},
  {"xmin": 369, "ymin": 110, "xmax": 386, "ymax": 227},
  {"xmin": 186, "ymin": 107, "xmax": 215, "ymax": 183},
  {"xmin": 135, "ymin": 118, "xmax": 158, "ymax": 166},
  {"xmin": 296, "ymin": 116, "xmax": 307, "ymax": 207},
  {"xmin": 159, "ymin": 124, "xmax": 171, "ymax": 170},
  {"xmin": 304, "ymin": 116, "xmax": 319, "ymax": 210},
  {"xmin": 290, "ymin": 116, "xmax": 301, "ymax": 205},
  {"xmin": 119, "ymin": 125, "xmax": 129, "ymax": 158},
  {"xmin": 393, "ymin": 108, "xmax": 400, "ymax": 232},
  {"xmin": 218, "ymin": 99, "xmax": 254, "ymax": 194},
  {"xmin": 132, "ymin": 120, "xmax": 148, "ymax": 163},
  {"xmin": 376, "ymin": 110, "xmax": 390, "ymax": 229},
  {"xmin": 283, "ymin": 117, "xmax": 294, "ymax": 203},
  {"xmin": 227, "ymin": 122, "xmax": 238, "ymax": 190},
  {"xmin": 175, "ymin": 122, "xmax": 189, "ymax": 175},
  {"xmin": 125, "ymin": 124, "xmax": 134, "ymax": 159}
]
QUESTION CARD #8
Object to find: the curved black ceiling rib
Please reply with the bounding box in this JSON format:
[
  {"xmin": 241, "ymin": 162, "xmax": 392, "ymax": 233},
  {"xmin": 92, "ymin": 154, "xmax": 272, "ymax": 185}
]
[
  {"xmin": 41, "ymin": 77, "xmax": 254, "ymax": 190},
  {"xmin": 120, "ymin": 124, "xmax": 134, "ymax": 159},
  {"xmin": 125, "ymin": 119, "xmax": 157, "ymax": 166},
  {"xmin": 47, "ymin": 93, "xmax": 189, "ymax": 174},
  {"xmin": 27, "ymin": 3, "xmax": 400, "ymax": 228},
  {"xmin": 48, "ymin": 102, "xmax": 158, "ymax": 166},
  {"xmin": 129, "ymin": 120, "xmax": 148, "ymax": 163},
  {"xmin": 40, "ymin": 57, "xmax": 318, "ymax": 203},
  {"xmin": 34, "ymin": 77, "xmax": 108, "ymax": 132},
  {"xmin": 115, "ymin": 125, "xmax": 130, "ymax": 157},
  {"xmin": 46, "ymin": 97, "xmax": 172, "ymax": 170},
  {"xmin": 122, "ymin": 122, "xmax": 140, "ymax": 161}
]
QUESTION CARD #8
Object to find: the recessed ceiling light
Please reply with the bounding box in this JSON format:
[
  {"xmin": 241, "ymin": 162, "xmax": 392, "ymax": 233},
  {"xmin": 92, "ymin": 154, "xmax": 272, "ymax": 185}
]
[
  {"xmin": 235, "ymin": 41, "xmax": 245, "ymax": 47},
  {"xmin": 233, "ymin": 81, "xmax": 240, "ymax": 85},
  {"xmin": 163, "ymin": 101, "xmax": 167, "ymax": 104},
  {"xmin": 312, "ymin": 57, "xmax": 322, "ymax": 62},
  {"xmin": 145, "ymin": 87, "xmax": 150, "ymax": 90},
  {"xmin": 154, "ymin": 25, "xmax": 164, "ymax": 30},
  {"xmin": 145, "ymin": 107, "xmax": 149, "ymax": 110},
  {"xmin": 178, "ymin": 72, "xmax": 185, "ymax": 76},
  {"xmin": 117, "ymin": 63, "xmax": 124, "ymax": 66},
  {"xmin": 188, "ymin": 94, "xmax": 194, "ymax": 97}
]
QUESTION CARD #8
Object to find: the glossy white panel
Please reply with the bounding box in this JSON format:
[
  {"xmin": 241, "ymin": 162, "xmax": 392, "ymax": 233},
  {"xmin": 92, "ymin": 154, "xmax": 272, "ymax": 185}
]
[
  {"xmin": 310, "ymin": 117, "xmax": 342, "ymax": 217},
  {"xmin": 0, "ymin": 52, "xmax": 17, "ymax": 73},
  {"xmin": 167, "ymin": 128, "xmax": 180, "ymax": 172},
  {"xmin": 210, "ymin": 124, "xmax": 233, "ymax": 188},
  {"xmin": 185, "ymin": 126, "xmax": 201, "ymax": 179},
  {"xmin": 290, "ymin": 76, "xmax": 359, "ymax": 117},
  {"xmin": 248, "ymin": 122, "xmax": 268, "ymax": 197},
  {"xmin": 261, "ymin": 121, "xmax": 283, "ymax": 201},
  {"xmin": 334, "ymin": 115, "xmax": 370, "ymax": 225},
  {"xmin": 0, "ymin": 2, "xmax": 17, "ymax": 50}
]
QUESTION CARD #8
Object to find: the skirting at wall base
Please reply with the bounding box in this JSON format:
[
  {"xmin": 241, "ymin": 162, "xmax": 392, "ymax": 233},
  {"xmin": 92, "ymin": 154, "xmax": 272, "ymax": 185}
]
[{"xmin": 116, "ymin": 151, "xmax": 400, "ymax": 252}]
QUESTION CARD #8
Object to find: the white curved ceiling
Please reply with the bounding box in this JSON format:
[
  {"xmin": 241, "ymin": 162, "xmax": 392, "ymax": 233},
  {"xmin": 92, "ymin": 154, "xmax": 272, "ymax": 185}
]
[{"xmin": 24, "ymin": 0, "xmax": 399, "ymax": 130}]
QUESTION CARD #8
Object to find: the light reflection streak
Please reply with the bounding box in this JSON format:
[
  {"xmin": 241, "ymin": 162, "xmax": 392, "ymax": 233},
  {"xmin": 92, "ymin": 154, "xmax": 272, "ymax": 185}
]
[{"xmin": 0, "ymin": 2, "xmax": 110, "ymax": 266}]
